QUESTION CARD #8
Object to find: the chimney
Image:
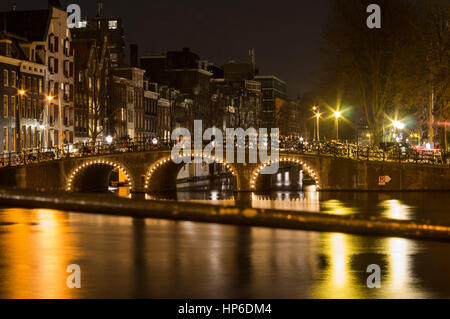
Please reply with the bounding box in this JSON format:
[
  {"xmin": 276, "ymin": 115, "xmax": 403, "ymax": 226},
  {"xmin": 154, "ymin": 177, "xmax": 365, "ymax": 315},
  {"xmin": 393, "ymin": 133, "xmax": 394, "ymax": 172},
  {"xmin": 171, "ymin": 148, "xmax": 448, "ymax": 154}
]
[{"xmin": 130, "ymin": 44, "xmax": 138, "ymax": 67}]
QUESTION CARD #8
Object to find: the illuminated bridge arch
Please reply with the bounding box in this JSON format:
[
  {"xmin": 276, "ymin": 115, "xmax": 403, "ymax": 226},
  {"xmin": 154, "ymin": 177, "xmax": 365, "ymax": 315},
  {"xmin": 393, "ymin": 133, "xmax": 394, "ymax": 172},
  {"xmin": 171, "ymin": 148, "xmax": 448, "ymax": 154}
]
[
  {"xmin": 144, "ymin": 153, "xmax": 238, "ymax": 192},
  {"xmin": 250, "ymin": 157, "xmax": 320, "ymax": 191},
  {"xmin": 66, "ymin": 159, "xmax": 133, "ymax": 192}
]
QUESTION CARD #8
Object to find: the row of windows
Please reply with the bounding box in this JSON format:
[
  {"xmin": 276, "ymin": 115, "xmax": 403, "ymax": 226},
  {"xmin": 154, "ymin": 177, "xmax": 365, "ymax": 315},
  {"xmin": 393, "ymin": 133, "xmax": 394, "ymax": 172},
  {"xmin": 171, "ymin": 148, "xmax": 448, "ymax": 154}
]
[
  {"xmin": 48, "ymin": 57, "xmax": 74, "ymax": 77},
  {"xmin": 145, "ymin": 99, "xmax": 158, "ymax": 114},
  {"xmin": 48, "ymin": 35, "xmax": 73, "ymax": 57},
  {"xmin": 2, "ymin": 95, "xmax": 43, "ymax": 120},
  {"xmin": 47, "ymin": 105, "xmax": 72, "ymax": 127},
  {"xmin": 144, "ymin": 119, "xmax": 157, "ymax": 133},
  {"xmin": 2, "ymin": 70, "xmax": 43, "ymax": 93},
  {"xmin": 1, "ymin": 126, "xmax": 42, "ymax": 152},
  {"xmin": 48, "ymin": 81, "xmax": 74, "ymax": 101},
  {"xmin": 74, "ymin": 115, "xmax": 89, "ymax": 134}
]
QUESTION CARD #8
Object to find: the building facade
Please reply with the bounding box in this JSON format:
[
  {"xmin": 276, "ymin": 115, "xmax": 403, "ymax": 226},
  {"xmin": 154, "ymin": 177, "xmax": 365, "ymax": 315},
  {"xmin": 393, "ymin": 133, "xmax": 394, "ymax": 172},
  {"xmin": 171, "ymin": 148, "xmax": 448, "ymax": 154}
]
[
  {"xmin": 0, "ymin": 32, "xmax": 46, "ymax": 155},
  {"xmin": 71, "ymin": 16, "xmax": 126, "ymax": 68},
  {"xmin": 72, "ymin": 37, "xmax": 111, "ymax": 145},
  {"xmin": 141, "ymin": 48, "xmax": 213, "ymax": 131},
  {"xmin": 143, "ymin": 79, "xmax": 158, "ymax": 140},
  {"xmin": 255, "ymin": 75, "xmax": 287, "ymax": 129},
  {"xmin": 210, "ymin": 62, "xmax": 262, "ymax": 130},
  {"xmin": 2, "ymin": 5, "xmax": 75, "ymax": 148},
  {"xmin": 113, "ymin": 67, "xmax": 145, "ymax": 140}
]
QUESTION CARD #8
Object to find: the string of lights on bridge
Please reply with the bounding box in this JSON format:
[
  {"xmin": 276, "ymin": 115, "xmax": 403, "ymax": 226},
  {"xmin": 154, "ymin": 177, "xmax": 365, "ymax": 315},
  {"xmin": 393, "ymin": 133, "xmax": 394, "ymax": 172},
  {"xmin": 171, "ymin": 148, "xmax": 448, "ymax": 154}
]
[
  {"xmin": 66, "ymin": 160, "xmax": 133, "ymax": 192},
  {"xmin": 250, "ymin": 157, "xmax": 320, "ymax": 191},
  {"xmin": 144, "ymin": 154, "xmax": 237, "ymax": 191}
]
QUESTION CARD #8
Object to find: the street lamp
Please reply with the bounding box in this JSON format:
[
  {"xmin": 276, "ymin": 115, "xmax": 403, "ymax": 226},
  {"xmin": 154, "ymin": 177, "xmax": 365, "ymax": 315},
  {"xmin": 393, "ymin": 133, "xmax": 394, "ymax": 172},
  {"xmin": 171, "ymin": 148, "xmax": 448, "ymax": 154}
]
[
  {"xmin": 106, "ymin": 135, "xmax": 113, "ymax": 144},
  {"xmin": 334, "ymin": 110, "xmax": 342, "ymax": 140},
  {"xmin": 393, "ymin": 120, "xmax": 405, "ymax": 130},
  {"xmin": 315, "ymin": 113, "xmax": 321, "ymax": 142}
]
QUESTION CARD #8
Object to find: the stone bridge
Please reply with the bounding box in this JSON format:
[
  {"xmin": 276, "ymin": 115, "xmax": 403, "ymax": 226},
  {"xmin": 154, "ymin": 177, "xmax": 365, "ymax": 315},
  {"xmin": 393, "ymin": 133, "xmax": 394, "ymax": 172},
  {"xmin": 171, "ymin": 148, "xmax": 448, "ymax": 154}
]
[{"xmin": 0, "ymin": 150, "xmax": 449, "ymax": 193}]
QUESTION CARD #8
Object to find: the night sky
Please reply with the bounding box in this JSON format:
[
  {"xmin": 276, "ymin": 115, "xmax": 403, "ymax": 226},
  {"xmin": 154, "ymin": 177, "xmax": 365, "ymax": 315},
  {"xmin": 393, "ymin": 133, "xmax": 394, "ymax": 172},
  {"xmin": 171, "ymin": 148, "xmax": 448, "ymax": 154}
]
[{"xmin": 0, "ymin": 0, "xmax": 333, "ymax": 98}]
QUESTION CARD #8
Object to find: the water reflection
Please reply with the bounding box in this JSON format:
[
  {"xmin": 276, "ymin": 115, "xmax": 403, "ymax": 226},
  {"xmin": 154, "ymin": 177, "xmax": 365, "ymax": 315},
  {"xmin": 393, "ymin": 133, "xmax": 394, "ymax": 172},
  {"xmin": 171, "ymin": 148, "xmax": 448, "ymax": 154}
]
[
  {"xmin": 381, "ymin": 200, "xmax": 412, "ymax": 220},
  {"xmin": 1, "ymin": 208, "xmax": 450, "ymax": 298},
  {"xmin": 131, "ymin": 188, "xmax": 450, "ymax": 226}
]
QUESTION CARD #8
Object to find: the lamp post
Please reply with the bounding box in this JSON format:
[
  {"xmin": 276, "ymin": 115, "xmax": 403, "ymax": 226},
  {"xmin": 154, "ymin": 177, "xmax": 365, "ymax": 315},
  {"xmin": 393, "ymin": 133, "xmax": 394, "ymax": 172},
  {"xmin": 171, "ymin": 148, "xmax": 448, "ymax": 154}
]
[
  {"xmin": 334, "ymin": 110, "xmax": 342, "ymax": 140},
  {"xmin": 17, "ymin": 89, "xmax": 26, "ymax": 154},
  {"xmin": 316, "ymin": 112, "xmax": 321, "ymax": 142},
  {"xmin": 312, "ymin": 106, "xmax": 318, "ymax": 141}
]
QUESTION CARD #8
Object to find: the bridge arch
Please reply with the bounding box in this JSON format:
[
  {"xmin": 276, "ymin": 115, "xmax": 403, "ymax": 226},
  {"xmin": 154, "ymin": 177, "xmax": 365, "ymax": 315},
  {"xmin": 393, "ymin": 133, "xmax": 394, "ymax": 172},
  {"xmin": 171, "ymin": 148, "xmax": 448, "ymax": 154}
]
[
  {"xmin": 66, "ymin": 159, "xmax": 134, "ymax": 192},
  {"xmin": 250, "ymin": 157, "xmax": 320, "ymax": 191},
  {"xmin": 144, "ymin": 153, "xmax": 239, "ymax": 192}
]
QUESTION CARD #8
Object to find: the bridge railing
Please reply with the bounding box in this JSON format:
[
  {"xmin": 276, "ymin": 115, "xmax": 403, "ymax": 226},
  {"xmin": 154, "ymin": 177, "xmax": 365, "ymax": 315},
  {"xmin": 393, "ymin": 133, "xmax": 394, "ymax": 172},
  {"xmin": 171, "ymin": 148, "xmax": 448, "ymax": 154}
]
[
  {"xmin": 1, "ymin": 138, "xmax": 448, "ymax": 168},
  {"xmin": 286, "ymin": 142, "xmax": 449, "ymax": 166},
  {"xmin": 0, "ymin": 140, "xmax": 174, "ymax": 168}
]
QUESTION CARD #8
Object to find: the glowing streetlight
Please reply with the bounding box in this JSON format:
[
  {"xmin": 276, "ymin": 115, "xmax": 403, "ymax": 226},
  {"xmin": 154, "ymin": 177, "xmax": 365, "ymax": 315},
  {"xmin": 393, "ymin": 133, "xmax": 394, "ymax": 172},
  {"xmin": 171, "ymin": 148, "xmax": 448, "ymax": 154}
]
[
  {"xmin": 334, "ymin": 111, "xmax": 342, "ymax": 119},
  {"xmin": 393, "ymin": 121, "xmax": 405, "ymax": 130},
  {"xmin": 106, "ymin": 136, "xmax": 113, "ymax": 144},
  {"xmin": 47, "ymin": 96, "xmax": 54, "ymax": 102},
  {"xmin": 19, "ymin": 90, "xmax": 26, "ymax": 96}
]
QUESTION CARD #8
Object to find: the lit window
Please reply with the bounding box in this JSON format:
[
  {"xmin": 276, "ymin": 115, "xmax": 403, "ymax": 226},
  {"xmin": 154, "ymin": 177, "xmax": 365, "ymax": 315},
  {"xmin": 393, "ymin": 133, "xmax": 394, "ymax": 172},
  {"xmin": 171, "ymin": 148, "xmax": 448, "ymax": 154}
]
[
  {"xmin": 3, "ymin": 70, "xmax": 8, "ymax": 87},
  {"xmin": 108, "ymin": 20, "xmax": 118, "ymax": 30}
]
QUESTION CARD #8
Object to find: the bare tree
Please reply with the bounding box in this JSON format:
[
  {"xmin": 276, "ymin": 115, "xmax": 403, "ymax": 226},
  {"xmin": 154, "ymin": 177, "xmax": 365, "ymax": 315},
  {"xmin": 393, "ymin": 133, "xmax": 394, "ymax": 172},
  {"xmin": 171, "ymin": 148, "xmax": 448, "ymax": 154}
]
[
  {"xmin": 415, "ymin": 0, "xmax": 449, "ymax": 151},
  {"xmin": 319, "ymin": 0, "xmax": 418, "ymax": 145},
  {"xmin": 79, "ymin": 40, "xmax": 111, "ymax": 145}
]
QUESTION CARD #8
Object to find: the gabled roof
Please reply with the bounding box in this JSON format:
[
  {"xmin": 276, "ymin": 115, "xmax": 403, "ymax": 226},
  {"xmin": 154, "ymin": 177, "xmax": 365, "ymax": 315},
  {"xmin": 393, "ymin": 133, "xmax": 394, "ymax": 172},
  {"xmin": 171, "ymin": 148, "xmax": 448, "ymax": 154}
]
[
  {"xmin": 0, "ymin": 31, "xmax": 29, "ymax": 61},
  {"xmin": 0, "ymin": 10, "xmax": 50, "ymax": 42}
]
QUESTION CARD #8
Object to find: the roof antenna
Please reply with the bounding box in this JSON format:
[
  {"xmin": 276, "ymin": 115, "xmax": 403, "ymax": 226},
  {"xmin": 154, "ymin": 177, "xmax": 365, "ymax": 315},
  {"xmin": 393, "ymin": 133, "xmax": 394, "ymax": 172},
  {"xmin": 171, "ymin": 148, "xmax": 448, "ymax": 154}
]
[{"xmin": 97, "ymin": 0, "xmax": 103, "ymax": 17}]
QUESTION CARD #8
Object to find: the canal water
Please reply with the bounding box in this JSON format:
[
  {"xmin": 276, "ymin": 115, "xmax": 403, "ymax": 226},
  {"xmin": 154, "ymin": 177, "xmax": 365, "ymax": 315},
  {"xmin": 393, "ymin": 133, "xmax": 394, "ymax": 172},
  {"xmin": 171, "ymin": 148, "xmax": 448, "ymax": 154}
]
[{"xmin": 1, "ymin": 190, "xmax": 450, "ymax": 298}]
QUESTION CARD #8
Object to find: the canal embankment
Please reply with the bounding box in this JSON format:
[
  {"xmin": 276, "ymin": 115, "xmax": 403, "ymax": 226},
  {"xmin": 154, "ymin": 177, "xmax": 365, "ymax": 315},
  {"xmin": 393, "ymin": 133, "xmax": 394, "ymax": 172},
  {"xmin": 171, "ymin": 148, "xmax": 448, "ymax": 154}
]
[{"xmin": 1, "ymin": 188, "xmax": 450, "ymax": 241}]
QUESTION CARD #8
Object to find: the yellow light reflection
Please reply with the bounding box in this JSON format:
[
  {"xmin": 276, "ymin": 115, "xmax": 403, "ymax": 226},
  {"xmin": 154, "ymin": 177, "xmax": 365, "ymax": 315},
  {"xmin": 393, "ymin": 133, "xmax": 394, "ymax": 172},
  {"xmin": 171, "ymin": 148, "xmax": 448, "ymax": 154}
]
[
  {"xmin": 389, "ymin": 238, "xmax": 408, "ymax": 290},
  {"xmin": 322, "ymin": 200, "xmax": 355, "ymax": 216},
  {"xmin": 384, "ymin": 237, "xmax": 425, "ymax": 298},
  {"xmin": 1, "ymin": 209, "xmax": 74, "ymax": 298},
  {"xmin": 381, "ymin": 200, "xmax": 411, "ymax": 220},
  {"xmin": 330, "ymin": 234, "xmax": 347, "ymax": 287},
  {"xmin": 311, "ymin": 233, "xmax": 362, "ymax": 299}
]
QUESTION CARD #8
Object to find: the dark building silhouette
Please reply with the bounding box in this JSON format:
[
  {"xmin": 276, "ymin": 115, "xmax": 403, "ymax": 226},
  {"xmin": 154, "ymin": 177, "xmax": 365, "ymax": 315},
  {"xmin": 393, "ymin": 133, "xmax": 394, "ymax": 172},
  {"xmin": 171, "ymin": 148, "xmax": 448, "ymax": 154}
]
[
  {"xmin": 71, "ymin": 17, "xmax": 126, "ymax": 68},
  {"xmin": 255, "ymin": 75, "xmax": 288, "ymax": 128}
]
